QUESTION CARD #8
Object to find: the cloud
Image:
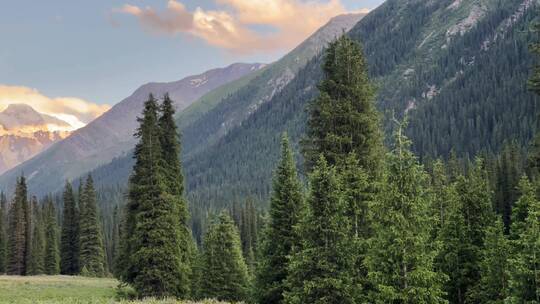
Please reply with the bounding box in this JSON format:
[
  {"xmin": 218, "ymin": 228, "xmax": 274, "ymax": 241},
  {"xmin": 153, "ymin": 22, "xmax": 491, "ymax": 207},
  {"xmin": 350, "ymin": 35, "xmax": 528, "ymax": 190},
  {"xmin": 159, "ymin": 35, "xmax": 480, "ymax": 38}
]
[
  {"xmin": 114, "ymin": 0, "xmax": 364, "ymax": 53},
  {"xmin": 0, "ymin": 85, "xmax": 110, "ymax": 129}
]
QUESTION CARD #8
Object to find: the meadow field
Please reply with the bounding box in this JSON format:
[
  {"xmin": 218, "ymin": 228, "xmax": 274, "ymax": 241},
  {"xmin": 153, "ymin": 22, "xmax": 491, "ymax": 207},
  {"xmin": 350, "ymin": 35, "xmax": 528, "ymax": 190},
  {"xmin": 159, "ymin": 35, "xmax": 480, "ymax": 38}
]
[{"xmin": 0, "ymin": 276, "xmax": 228, "ymax": 304}]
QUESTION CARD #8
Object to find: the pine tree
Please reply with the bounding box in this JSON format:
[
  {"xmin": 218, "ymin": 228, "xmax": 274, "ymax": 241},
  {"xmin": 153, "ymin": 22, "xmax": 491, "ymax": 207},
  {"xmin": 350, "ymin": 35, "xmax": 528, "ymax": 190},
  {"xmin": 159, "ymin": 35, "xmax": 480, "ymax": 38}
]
[
  {"xmin": 449, "ymin": 159, "xmax": 495, "ymax": 303},
  {"xmin": 255, "ymin": 134, "xmax": 305, "ymax": 304},
  {"xmin": 467, "ymin": 218, "xmax": 510, "ymax": 303},
  {"xmin": 0, "ymin": 192, "xmax": 6, "ymax": 273},
  {"xmin": 60, "ymin": 181, "xmax": 80, "ymax": 275},
  {"xmin": 365, "ymin": 126, "xmax": 446, "ymax": 303},
  {"xmin": 200, "ymin": 213, "xmax": 250, "ymax": 302},
  {"xmin": 23, "ymin": 190, "xmax": 31, "ymax": 275},
  {"xmin": 43, "ymin": 197, "xmax": 59, "ymax": 275},
  {"xmin": 435, "ymin": 180, "xmax": 470, "ymax": 304},
  {"xmin": 510, "ymin": 176, "xmax": 536, "ymax": 240},
  {"xmin": 284, "ymin": 156, "xmax": 356, "ymax": 304},
  {"xmin": 158, "ymin": 93, "xmax": 192, "ymax": 297},
  {"xmin": 27, "ymin": 197, "xmax": 45, "ymax": 275},
  {"xmin": 302, "ymin": 34, "xmax": 383, "ymax": 176},
  {"xmin": 506, "ymin": 177, "xmax": 540, "ymax": 303},
  {"xmin": 110, "ymin": 205, "xmax": 120, "ymax": 275},
  {"xmin": 7, "ymin": 176, "xmax": 28, "ymax": 275},
  {"xmin": 119, "ymin": 94, "xmax": 188, "ymax": 298},
  {"xmin": 79, "ymin": 175, "xmax": 105, "ymax": 277},
  {"xmin": 430, "ymin": 160, "xmax": 451, "ymax": 237}
]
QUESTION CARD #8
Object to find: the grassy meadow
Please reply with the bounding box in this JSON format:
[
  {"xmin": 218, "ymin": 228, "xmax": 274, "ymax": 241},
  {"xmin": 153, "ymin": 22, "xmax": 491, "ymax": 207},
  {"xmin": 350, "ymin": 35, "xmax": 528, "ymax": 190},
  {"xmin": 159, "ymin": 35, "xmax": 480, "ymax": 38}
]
[{"xmin": 0, "ymin": 276, "xmax": 228, "ymax": 304}]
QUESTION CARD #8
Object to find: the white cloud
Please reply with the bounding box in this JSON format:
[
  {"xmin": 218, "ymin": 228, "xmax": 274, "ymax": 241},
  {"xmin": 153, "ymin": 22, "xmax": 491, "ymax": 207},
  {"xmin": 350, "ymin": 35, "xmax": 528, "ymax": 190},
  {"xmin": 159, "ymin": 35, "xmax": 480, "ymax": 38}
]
[
  {"xmin": 0, "ymin": 85, "xmax": 110, "ymax": 129},
  {"xmin": 114, "ymin": 0, "xmax": 366, "ymax": 53}
]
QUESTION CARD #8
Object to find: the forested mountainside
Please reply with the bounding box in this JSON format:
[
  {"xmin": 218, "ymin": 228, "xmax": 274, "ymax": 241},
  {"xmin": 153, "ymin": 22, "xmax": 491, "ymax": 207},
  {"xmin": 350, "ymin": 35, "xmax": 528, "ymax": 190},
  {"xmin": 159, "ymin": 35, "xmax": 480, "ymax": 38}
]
[
  {"xmin": 0, "ymin": 63, "xmax": 264, "ymax": 195},
  {"xmin": 182, "ymin": 0, "xmax": 540, "ymax": 207},
  {"xmin": 71, "ymin": 0, "xmax": 540, "ymax": 209},
  {"xmin": 0, "ymin": 13, "xmax": 365, "ymax": 196}
]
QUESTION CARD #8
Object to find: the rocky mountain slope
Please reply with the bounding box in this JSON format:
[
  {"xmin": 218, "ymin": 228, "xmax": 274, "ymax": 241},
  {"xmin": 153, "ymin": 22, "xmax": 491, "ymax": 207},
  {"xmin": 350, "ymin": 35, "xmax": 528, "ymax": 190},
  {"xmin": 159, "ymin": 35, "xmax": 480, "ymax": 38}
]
[
  {"xmin": 0, "ymin": 104, "xmax": 71, "ymax": 174},
  {"xmin": 0, "ymin": 63, "xmax": 264, "ymax": 193}
]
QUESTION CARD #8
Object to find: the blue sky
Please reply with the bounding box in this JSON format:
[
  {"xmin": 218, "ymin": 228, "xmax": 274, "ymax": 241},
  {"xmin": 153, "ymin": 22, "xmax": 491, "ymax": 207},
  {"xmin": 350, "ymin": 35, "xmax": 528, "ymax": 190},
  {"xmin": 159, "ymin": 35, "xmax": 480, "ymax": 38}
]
[{"xmin": 0, "ymin": 0, "xmax": 385, "ymax": 110}]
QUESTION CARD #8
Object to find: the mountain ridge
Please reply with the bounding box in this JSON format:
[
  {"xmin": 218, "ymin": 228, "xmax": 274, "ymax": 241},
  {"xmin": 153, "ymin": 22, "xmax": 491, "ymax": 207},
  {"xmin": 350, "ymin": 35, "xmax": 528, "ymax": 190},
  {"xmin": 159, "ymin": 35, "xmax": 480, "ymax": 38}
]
[{"xmin": 0, "ymin": 63, "xmax": 265, "ymax": 194}]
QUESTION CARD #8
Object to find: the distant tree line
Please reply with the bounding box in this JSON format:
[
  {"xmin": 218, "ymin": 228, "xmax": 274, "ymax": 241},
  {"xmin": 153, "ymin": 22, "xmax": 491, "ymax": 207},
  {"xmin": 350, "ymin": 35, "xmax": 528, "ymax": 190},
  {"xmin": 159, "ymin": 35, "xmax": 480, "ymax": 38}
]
[{"xmin": 0, "ymin": 174, "xmax": 106, "ymax": 277}]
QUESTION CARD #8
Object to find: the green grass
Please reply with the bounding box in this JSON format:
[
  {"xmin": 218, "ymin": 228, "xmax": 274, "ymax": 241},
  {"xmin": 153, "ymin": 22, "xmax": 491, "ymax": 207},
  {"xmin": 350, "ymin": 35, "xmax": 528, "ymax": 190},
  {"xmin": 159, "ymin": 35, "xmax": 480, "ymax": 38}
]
[{"xmin": 0, "ymin": 276, "xmax": 229, "ymax": 304}]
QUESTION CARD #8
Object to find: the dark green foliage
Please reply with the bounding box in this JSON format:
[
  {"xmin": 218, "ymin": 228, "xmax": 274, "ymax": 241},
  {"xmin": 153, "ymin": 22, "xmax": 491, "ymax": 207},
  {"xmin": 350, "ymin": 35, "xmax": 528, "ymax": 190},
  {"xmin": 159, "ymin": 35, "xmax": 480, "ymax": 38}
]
[
  {"xmin": 527, "ymin": 133, "xmax": 540, "ymax": 180},
  {"xmin": 60, "ymin": 181, "xmax": 79, "ymax": 275},
  {"xmin": 119, "ymin": 94, "xmax": 189, "ymax": 298},
  {"xmin": 506, "ymin": 176, "xmax": 540, "ymax": 302},
  {"xmin": 159, "ymin": 93, "xmax": 184, "ymax": 196},
  {"xmin": 159, "ymin": 93, "xmax": 193, "ymax": 297},
  {"xmin": 200, "ymin": 213, "xmax": 249, "ymax": 302},
  {"xmin": 0, "ymin": 192, "xmax": 6, "ymax": 273},
  {"xmin": 511, "ymin": 176, "xmax": 536, "ymax": 240},
  {"xmin": 302, "ymin": 35, "xmax": 382, "ymax": 174},
  {"xmin": 23, "ymin": 188, "xmax": 31, "ymax": 275},
  {"xmin": 493, "ymin": 143, "xmax": 524, "ymax": 231},
  {"xmin": 438, "ymin": 159, "xmax": 495, "ymax": 304},
  {"xmin": 7, "ymin": 176, "xmax": 28, "ymax": 275},
  {"xmin": 79, "ymin": 175, "xmax": 105, "ymax": 277},
  {"xmin": 529, "ymin": 20, "xmax": 540, "ymax": 98},
  {"xmin": 256, "ymin": 135, "xmax": 304, "ymax": 304},
  {"xmin": 365, "ymin": 127, "xmax": 446, "ymax": 303},
  {"xmin": 284, "ymin": 157, "xmax": 355, "ymax": 304},
  {"xmin": 110, "ymin": 205, "xmax": 120, "ymax": 275},
  {"xmin": 434, "ymin": 176, "xmax": 469, "ymax": 304},
  {"xmin": 43, "ymin": 197, "xmax": 59, "ymax": 275},
  {"xmin": 467, "ymin": 218, "xmax": 510, "ymax": 304},
  {"xmin": 27, "ymin": 197, "xmax": 45, "ymax": 275}
]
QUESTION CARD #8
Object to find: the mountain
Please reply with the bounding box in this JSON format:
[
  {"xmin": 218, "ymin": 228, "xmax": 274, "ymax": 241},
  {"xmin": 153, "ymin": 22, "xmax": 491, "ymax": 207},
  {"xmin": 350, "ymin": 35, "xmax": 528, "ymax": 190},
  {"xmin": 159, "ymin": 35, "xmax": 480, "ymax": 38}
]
[
  {"xmin": 35, "ymin": 0, "xmax": 540, "ymax": 207},
  {"xmin": 69, "ymin": 13, "xmax": 367, "ymax": 193},
  {"xmin": 4, "ymin": 0, "xmax": 539, "ymax": 206},
  {"xmin": 0, "ymin": 13, "xmax": 366, "ymax": 195},
  {"xmin": 178, "ymin": 13, "xmax": 366, "ymax": 156},
  {"xmin": 180, "ymin": 0, "xmax": 540, "ymax": 207},
  {"xmin": 0, "ymin": 104, "xmax": 72, "ymax": 174},
  {"xmin": 0, "ymin": 63, "xmax": 265, "ymax": 194}
]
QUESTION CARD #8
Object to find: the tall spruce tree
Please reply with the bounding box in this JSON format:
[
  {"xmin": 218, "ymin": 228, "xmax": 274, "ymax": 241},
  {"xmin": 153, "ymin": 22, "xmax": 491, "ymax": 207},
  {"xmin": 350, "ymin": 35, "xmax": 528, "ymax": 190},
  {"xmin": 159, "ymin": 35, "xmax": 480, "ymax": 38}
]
[
  {"xmin": 467, "ymin": 218, "xmax": 510, "ymax": 303},
  {"xmin": 200, "ymin": 213, "xmax": 250, "ymax": 302},
  {"xmin": 0, "ymin": 192, "xmax": 6, "ymax": 273},
  {"xmin": 451, "ymin": 159, "xmax": 495, "ymax": 303},
  {"xmin": 60, "ymin": 181, "xmax": 79, "ymax": 275},
  {"xmin": 119, "ymin": 94, "xmax": 188, "ymax": 298},
  {"xmin": 284, "ymin": 156, "xmax": 356, "ymax": 304},
  {"xmin": 510, "ymin": 176, "xmax": 536, "ymax": 240},
  {"xmin": 43, "ymin": 197, "xmax": 59, "ymax": 275},
  {"xmin": 435, "ymin": 179, "xmax": 470, "ymax": 304},
  {"xmin": 365, "ymin": 126, "xmax": 446, "ymax": 303},
  {"xmin": 506, "ymin": 177, "xmax": 540, "ymax": 303},
  {"xmin": 158, "ymin": 93, "xmax": 192, "ymax": 297},
  {"xmin": 7, "ymin": 176, "xmax": 28, "ymax": 275},
  {"xmin": 23, "ymin": 190, "xmax": 31, "ymax": 275},
  {"xmin": 27, "ymin": 197, "xmax": 45, "ymax": 275},
  {"xmin": 79, "ymin": 175, "xmax": 105, "ymax": 277},
  {"xmin": 302, "ymin": 35, "xmax": 383, "ymax": 175},
  {"xmin": 255, "ymin": 134, "xmax": 305, "ymax": 304}
]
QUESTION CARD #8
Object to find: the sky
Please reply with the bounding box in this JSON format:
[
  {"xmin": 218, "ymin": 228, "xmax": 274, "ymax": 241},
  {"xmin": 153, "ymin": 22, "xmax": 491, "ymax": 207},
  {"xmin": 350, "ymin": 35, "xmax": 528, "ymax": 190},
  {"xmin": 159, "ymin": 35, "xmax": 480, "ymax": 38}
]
[{"xmin": 0, "ymin": 0, "xmax": 384, "ymax": 126}]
